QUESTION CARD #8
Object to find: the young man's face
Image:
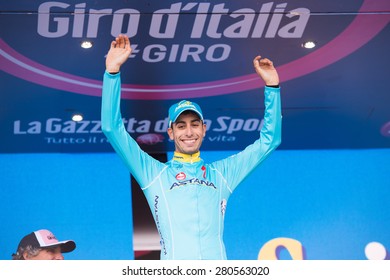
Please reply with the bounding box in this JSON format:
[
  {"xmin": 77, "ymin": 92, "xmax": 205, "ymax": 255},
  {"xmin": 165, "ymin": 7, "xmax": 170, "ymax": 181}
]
[
  {"xmin": 167, "ymin": 111, "xmax": 206, "ymax": 155},
  {"xmin": 24, "ymin": 246, "xmax": 64, "ymax": 260}
]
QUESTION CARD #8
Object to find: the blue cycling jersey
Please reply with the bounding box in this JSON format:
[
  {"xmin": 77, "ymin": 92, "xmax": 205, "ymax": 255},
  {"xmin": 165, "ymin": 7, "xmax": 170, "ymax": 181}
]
[{"xmin": 101, "ymin": 71, "xmax": 282, "ymax": 260}]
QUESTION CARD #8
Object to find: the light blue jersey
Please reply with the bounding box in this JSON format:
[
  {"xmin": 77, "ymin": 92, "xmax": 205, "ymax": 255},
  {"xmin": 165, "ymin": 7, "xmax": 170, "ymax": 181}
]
[{"xmin": 101, "ymin": 71, "xmax": 282, "ymax": 260}]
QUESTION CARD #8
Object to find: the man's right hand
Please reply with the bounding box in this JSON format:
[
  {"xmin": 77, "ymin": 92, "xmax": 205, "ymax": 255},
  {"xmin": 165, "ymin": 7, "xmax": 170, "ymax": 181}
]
[
  {"xmin": 105, "ymin": 34, "xmax": 132, "ymax": 73},
  {"xmin": 253, "ymin": 55, "xmax": 279, "ymax": 87}
]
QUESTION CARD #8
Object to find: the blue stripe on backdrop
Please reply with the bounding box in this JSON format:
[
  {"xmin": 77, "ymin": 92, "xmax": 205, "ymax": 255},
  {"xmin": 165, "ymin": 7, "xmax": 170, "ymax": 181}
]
[{"xmin": 1, "ymin": 149, "xmax": 389, "ymax": 260}]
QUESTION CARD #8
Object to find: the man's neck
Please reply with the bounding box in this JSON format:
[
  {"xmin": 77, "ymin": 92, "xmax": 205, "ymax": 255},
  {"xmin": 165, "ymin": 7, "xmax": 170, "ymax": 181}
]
[{"xmin": 173, "ymin": 151, "xmax": 201, "ymax": 163}]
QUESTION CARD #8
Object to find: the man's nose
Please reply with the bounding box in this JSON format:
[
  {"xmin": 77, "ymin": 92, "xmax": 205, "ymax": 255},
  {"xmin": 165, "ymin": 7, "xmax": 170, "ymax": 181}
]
[{"xmin": 185, "ymin": 126, "xmax": 193, "ymax": 136}]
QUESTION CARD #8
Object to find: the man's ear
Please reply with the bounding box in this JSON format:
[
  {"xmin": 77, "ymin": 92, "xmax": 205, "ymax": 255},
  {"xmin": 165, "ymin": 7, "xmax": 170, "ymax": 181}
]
[
  {"xmin": 167, "ymin": 127, "xmax": 174, "ymax": 140},
  {"xmin": 203, "ymin": 123, "xmax": 207, "ymax": 137},
  {"xmin": 23, "ymin": 251, "xmax": 30, "ymax": 260}
]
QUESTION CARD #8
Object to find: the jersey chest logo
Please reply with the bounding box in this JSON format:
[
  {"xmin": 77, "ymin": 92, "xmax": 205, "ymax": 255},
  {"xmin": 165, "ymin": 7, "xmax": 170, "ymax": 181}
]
[
  {"xmin": 175, "ymin": 172, "xmax": 186, "ymax": 180},
  {"xmin": 170, "ymin": 178, "xmax": 216, "ymax": 191}
]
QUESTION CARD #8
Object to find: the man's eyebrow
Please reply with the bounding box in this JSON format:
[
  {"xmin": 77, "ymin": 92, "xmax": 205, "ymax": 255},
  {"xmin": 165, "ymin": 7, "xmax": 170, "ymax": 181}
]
[{"xmin": 46, "ymin": 247, "xmax": 58, "ymax": 253}]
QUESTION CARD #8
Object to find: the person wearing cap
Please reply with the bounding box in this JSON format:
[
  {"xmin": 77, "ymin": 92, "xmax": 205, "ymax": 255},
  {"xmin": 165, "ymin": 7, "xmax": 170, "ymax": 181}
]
[
  {"xmin": 101, "ymin": 35, "xmax": 281, "ymax": 260},
  {"xmin": 12, "ymin": 229, "xmax": 76, "ymax": 260}
]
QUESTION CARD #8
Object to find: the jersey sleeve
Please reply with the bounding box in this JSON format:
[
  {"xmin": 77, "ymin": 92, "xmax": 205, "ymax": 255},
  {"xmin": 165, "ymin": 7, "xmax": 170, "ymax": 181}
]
[
  {"xmin": 101, "ymin": 71, "xmax": 164, "ymax": 187},
  {"xmin": 211, "ymin": 86, "xmax": 282, "ymax": 193}
]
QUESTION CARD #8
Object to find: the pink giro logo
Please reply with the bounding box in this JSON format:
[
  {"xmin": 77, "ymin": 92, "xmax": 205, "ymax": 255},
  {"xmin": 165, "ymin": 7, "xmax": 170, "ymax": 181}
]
[
  {"xmin": 0, "ymin": 0, "xmax": 389, "ymax": 100},
  {"xmin": 136, "ymin": 134, "xmax": 164, "ymax": 145}
]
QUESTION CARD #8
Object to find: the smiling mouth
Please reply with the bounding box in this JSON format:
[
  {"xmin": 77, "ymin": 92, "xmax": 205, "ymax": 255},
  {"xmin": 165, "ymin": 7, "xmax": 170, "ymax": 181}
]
[{"xmin": 182, "ymin": 139, "xmax": 196, "ymax": 144}]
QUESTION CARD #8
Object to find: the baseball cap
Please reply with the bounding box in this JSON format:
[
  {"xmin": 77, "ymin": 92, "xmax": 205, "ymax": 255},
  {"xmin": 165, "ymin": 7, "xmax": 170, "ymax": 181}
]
[
  {"xmin": 168, "ymin": 100, "xmax": 204, "ymax": 126},
  {"xmin": 16, "ymin": 229, "xmax": 76, "ymax": 253}
]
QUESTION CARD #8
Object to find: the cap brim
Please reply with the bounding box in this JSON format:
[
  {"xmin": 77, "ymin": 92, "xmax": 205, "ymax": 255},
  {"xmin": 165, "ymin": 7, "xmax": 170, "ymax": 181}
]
[
  {"xmin": 173, "ymin": 108, "xmax": 203, "ymax": 123},
  {"xmin": 42, "ymin": 240, "xmax": 76, "ymax": 253}
]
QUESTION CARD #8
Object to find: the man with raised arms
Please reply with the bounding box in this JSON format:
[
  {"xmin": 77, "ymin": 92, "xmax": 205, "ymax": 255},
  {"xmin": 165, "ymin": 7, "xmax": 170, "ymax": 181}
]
[{"xmin": 101, "ymin": 34, "xmax": 281, "ymax": 260}]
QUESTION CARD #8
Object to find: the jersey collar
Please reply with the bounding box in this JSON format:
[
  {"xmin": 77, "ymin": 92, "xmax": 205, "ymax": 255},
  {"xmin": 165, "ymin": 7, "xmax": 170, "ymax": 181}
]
[{"xmin": 173, "ymin": 151, "xmax": 201, "ymax": 163}]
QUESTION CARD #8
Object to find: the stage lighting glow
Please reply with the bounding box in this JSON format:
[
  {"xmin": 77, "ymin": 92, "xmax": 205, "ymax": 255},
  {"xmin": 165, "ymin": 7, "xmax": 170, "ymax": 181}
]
[
  {"xmin": 302, "ymin": 41, "xmax": 316, "ymax": 49},
  {"xmin": 72, "ymin": 114, "xmax": 83, "ymax": 122},
  {"xmin": 81, "ymin": 40, "xmax": 93, "ymax": 49}
]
